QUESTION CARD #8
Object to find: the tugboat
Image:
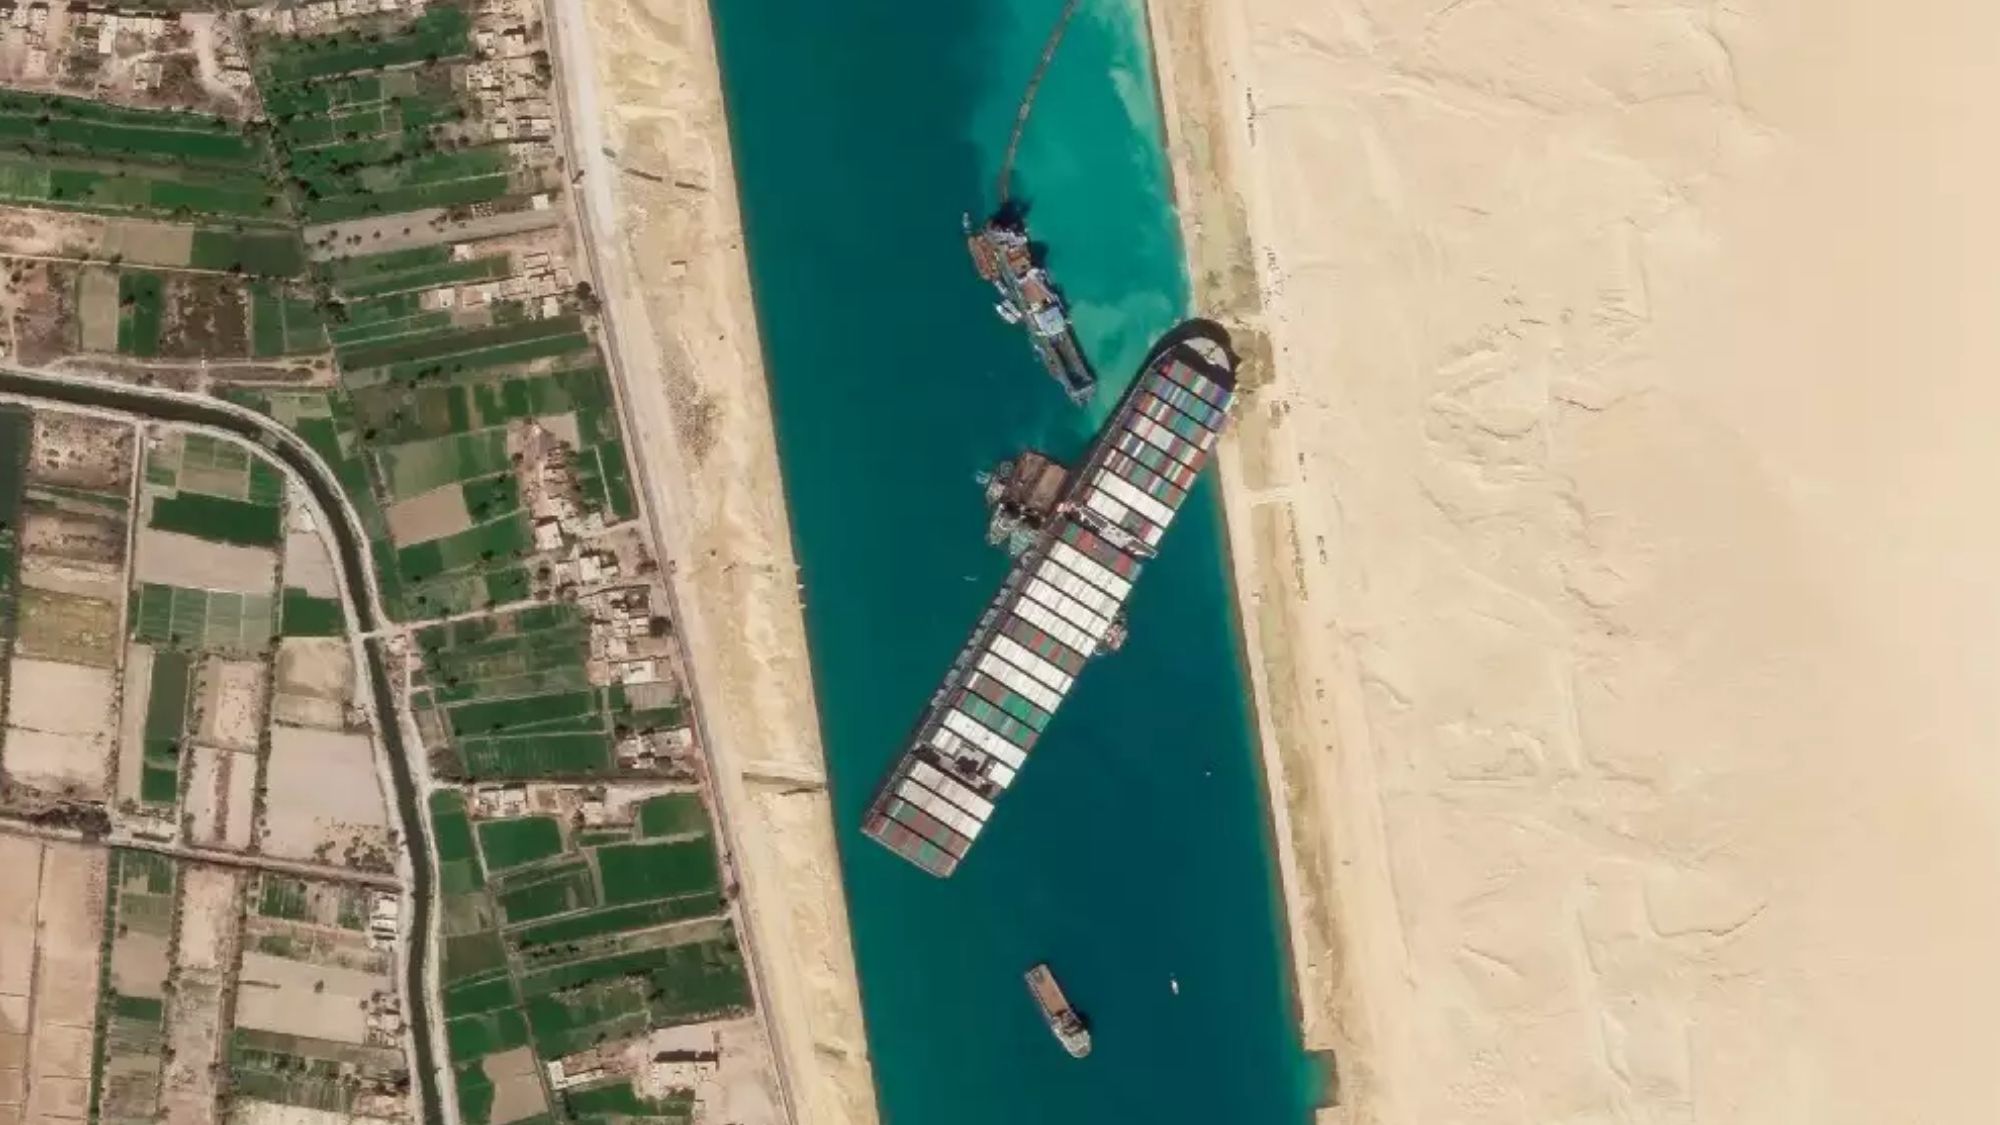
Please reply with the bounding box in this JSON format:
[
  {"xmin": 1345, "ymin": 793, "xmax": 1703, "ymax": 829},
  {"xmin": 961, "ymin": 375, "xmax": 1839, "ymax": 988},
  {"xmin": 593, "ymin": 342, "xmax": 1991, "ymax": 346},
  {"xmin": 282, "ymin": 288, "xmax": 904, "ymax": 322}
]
[{"xmin": 1025, "ymin": 963, "xmax": 1092, "ymax": 1058}]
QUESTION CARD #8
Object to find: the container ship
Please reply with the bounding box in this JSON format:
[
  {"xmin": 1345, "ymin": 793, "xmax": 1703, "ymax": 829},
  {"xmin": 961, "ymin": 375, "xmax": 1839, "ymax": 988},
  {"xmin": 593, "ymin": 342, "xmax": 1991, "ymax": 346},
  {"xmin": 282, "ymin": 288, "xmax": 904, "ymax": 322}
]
[
  {"xmin": 965, "ymin": 211, "xmax": 1096, "ymax": 404},
  {"xmin": 861, "ymin": 322, "xmax": 1238, "ymax": 877},
  {"xmin": 1025, "ymin": 963, "xmax": 1092, "ymax": 1058}
]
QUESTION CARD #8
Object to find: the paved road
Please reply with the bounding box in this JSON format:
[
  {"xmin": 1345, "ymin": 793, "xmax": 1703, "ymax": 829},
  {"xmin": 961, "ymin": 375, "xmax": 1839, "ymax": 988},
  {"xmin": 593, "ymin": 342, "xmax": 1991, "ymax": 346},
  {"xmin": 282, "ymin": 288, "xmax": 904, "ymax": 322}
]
[{"xmin": 0, "ymin": 369, "xmax": 447, "ymax": 1125}]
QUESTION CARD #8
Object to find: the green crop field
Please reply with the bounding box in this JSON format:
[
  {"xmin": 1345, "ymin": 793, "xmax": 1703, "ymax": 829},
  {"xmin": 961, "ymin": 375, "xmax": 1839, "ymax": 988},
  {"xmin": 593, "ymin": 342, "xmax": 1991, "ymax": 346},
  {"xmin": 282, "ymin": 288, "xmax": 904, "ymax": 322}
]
[
  {"xmin": 251, "ymin": 282, "xmax": 331, "ymax": 357},
  {"xmin": 517, "ymin": 932, "xmax": 751, "ymax": 1057},
  {"xmin": 596, "ymin": 839, "xmax": 721, "ymax": 906},
  {"xmin": 258, "ymin": 5, "xmax": 473, "ymax": 84},
  {"xmin": 227, "ymin": 1031, "xmax": 406, "ymax": 1117},
  {"xmin": 117, "ymin": 272, "xmax": 164, "ymax": 357},
  {"xmin": 139, "ymin": 650, "xmax": 191, "ymax": 805},
  {"xmin": 636, "ymin": 794, "xmax": 710, "ymax": 840},
  {"xmin": 446, "ymin": 690, "xmax": 597, "ymax": 738},
  {"xmin": 396, "ymin": 513, "xmax": 534, "ymax": 581},
  {"xmin": 256, "ymin": 876, "xmax": 312, "ymax": 921},
  {"xmin": 446, "ymin": 1008, "xmax": 529, "ymax": 1063},
  {"xmin": 0, "ymin": 91, "xmax": 268, "ymax": 168},
  {"xmin": 148, "ymin": 491, "xmax": 282, "ymax": 546},
  {"xmin": 190, "ymin": 229, "xmax": 307, "ymax": 276},
  {"xmin": 131, "ymin": 584, "xmax": 275, "ymax": 654},
  {"xmin": 279, "ymin": 588, "xmax": 344, "ymax": 637},
  {"xmin": 374, "ymin": 429, "xmax": 510, "ymax": 498},
  {"xmin": 562, "ymin": 1079, "xmax": 693, "ymax": 1125},
  {"xmin": 509, "ymin": 894, "xmax": 725, "ymax": 952},
  {"xmin": 0, "ymin": 154, "xmax": 287, "ymax": 223},
  {"xmin": 495, "ymin": 860, "xmax": 597, "ymax": 924},
  {"xmin": 0, "ymin": 409, "xmax": 29, "ymax": 690},
  {"xmin": 475, "ymin": 816, "xmax": 566, "ymax": 871},
  {"xmin": 338, "ymin": 315, "xmax": 584, "ymax": 373}
]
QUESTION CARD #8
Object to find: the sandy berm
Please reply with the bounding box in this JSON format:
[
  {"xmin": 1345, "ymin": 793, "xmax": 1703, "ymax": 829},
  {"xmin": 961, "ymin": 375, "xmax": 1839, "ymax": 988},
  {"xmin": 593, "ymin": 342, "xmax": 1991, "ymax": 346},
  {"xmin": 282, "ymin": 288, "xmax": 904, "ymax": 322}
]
[
  {"xmin": 1149, "ymin": 0, "xmax": 2000, "ymax": 1122},
  {"xmin": 551, "ymin": 0, "xmax": 879, "ymax": 1121}
]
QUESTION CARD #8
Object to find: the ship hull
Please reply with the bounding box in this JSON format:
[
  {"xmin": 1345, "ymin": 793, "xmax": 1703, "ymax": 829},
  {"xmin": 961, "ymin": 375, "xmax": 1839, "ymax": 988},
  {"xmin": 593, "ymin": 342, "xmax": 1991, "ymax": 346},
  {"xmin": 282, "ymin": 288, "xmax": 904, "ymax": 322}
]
[
  {"xmin": 966, "ymin": 212, "xmax": 1098, "ymax": 404},
  {"xmin": 862, "ymin": 321, "xmax": 1239, "ymax": 877}
]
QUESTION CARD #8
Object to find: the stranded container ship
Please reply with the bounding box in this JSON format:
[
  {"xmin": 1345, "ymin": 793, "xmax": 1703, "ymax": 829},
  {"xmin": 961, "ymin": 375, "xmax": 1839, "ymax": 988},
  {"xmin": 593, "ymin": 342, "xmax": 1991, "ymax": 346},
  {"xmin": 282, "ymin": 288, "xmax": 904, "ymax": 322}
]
[
  {"xmin": 861, "ymin": 323, "xmax": 1239, "ymax": 876},
  {"xmin": 966, "ymin": 211, "xmax": 1096, "ymax": 404}
]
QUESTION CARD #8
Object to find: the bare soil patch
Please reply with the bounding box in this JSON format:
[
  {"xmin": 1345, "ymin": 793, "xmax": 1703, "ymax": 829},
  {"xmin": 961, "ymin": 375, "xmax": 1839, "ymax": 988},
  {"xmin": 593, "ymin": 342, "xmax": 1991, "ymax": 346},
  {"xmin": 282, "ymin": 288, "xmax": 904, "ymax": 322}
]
[
  {"xmin": 77, "ymin": 270, "xmax": 119, "ymax": 354},
  {"xmin": 193, "ymin": 657, "xmax": 266, "ymax": 754},
  {"xmin": 14, "ymin": 588, "xmax": 119, "ymax": 669},
  {"xmin": 5, "ymin": 261, "xmax": 80, "ymax": 368},
  {"xmin": 21, "ymin": 506, "xmax": 126, "ymax": 570},
  {"xmin": 115, "ymin": 644, "xmax": 155, "ymax": 809},
  {"xmin": 279, "ymin": 529, "xmax": 339, "ymax": 599},
  {"xmin": 159, "ymin": 275, "xmax": 249, "ymax": 360},
  {"xmin": 270, "ymin": 638, "xmax": 352, "ymax": 730},
  {"xmin": 233, "ymin": 954, "xmax": 382, "ymax": 1047},
  {"xmin": 99, "ymin": 223, "xmax": 196, "ymax": 271},
  {"xmin": 485, "ymin": 1046, "xmax": 547, "ymax": 1125},
  {"xmin": 184, "ymin": 745, "xmax": 256, "ymax": 851},
  {"xmin": 261, "ymin": 725, "xmax": 388, "ymax": 867},
  {"xmin": 28, "ymin": 413, "xmax": 134, "ymax": 494},
  {"xmin": 162, "ymin": 867, "xmax": 240, "ymax": 1125},
  {"xmin": 384, "ymin": 485, "xmax": 473, "ymax": 547},
  {"xmin": 133, "ymin": 527, "xmax": 276, "ymax": 595},
  {"xmin": 0, "ymin": 837, "xmax": 40, "ymax": 1125},
  {"xmin": 2, "ymin": 659, "xmax": 117, "ymax": 797},
  {"xmin": 0, "ymin": 842, "xmax": 106, "ymax": 1125}
]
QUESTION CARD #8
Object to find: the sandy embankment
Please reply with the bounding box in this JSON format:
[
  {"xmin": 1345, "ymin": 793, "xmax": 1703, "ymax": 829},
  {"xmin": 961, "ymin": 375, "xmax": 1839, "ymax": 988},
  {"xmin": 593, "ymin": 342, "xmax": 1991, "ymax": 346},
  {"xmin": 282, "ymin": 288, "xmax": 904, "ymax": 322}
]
[
  {"xmin": 552, "ymin": 0, "xmax": 878, "ymax": 1122},
  {"xmin": 1154, "ymin": 1, "xmax": 2000, "ymax": 1122}
]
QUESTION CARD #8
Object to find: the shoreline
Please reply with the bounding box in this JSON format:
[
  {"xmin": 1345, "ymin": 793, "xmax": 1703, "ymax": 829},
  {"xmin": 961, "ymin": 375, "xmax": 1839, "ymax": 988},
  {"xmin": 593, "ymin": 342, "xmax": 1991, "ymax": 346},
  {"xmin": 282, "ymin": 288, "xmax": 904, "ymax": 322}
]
[
  {"xmin": 545, "ymin": 0, "xmax": 880, "ymax": 1121},
  {"xmin": 1139, "ymin": 2, "xmax": 1363, "ymax": 1120}
]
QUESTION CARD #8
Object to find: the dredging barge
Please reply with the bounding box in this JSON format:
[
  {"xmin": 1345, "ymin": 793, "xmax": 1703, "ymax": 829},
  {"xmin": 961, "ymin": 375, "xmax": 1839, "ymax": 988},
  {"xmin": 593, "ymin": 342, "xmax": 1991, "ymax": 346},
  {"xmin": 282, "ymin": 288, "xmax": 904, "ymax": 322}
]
[
  {"xmin": 862, "ymin": 322, "xmax": 1239, "ymax": 876},
  {"xmin": 966, "ymin": 211, "xmax": 1096, "ymax": 404},
  {"xmin": 1025, "ymin": 963, "xmax": 1092, "ymax": 1058}
]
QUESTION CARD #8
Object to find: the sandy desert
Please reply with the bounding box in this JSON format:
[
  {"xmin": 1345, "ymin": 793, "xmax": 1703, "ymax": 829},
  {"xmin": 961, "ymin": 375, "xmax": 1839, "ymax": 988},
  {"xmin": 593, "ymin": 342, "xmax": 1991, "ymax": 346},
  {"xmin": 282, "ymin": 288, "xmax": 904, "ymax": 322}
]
[{"xmin": 1151, "ymin": 0, "xmax": 2000, "ymax": 1121}]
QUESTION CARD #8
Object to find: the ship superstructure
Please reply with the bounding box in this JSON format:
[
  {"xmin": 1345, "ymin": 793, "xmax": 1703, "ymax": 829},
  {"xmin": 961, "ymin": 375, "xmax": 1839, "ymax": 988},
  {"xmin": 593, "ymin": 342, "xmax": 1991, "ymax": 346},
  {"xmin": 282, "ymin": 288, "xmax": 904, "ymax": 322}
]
[
  {"xmin": 862, "ymin": 324, "xmax": 1238, "ymax": 876},
  {"xmin": 966, "ymin": 212, "xmax": 1097, "ymax": 404}
]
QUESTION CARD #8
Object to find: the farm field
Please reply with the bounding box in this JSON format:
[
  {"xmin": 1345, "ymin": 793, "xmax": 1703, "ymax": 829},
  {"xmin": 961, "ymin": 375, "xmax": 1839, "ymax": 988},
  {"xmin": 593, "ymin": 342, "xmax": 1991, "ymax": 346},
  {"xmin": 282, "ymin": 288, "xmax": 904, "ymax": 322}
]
[
  {"xmin": 1, "ymin": 409, "xmax": 135, "ymax": 801},
  {"xmin": 160, "ymin": 866, "xmax": 243, "ymax": 1125},
  {"xmin": 0, "ymin": 2, "xmax": 766, "ymax": 1120},
  {"xmin": 0, "ymin": 837, "xmax": 106, "ymax": 1125},
  {"xmin": 94, "ymin": 851, "xmax": 177, "ymax": 1125},
  {"xmin": 270, "ymin": 635, "xmax": 352, "ymax": 728},
  {"xmin": 409, "ymin": 604, "xmax": 615, "ymax": 779},
  {"xmin": 261, "ymin": 724, "xmax": 390, "ymax": 868},
  {"xmin": 228, "ymin": 872, "xmax": 409, "ymax": 1123},
  {"xmin": 436, "ymin": 783, "xmax": 749, "ymax": 1125}
]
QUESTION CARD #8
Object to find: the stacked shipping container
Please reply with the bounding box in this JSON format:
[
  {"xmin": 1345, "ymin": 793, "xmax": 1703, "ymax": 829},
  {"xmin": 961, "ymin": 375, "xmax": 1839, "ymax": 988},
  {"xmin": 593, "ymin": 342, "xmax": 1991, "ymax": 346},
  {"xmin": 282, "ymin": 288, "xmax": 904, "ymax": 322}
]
[{"xmin": 863, "ymin": 333, "xmax": 1238, "ymax": 876}]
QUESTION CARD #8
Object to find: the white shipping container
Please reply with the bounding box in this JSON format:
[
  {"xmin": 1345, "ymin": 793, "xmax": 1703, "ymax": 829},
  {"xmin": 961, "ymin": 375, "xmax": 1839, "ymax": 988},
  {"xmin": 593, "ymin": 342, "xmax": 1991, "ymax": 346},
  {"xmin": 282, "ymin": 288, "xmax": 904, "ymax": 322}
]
[
  {"xmin": 1011, "ymin": 599, "xmax": 1098, "ymax": 659},
  {"xmin": 991, "ymin": 635, "xmax": 1073, "ymax": 694},
  {"xmin": 977, "ymin": 652, "xmax": 1062, "ymax": 714},
  {"xmin": 943, "ymin": 707, "xmax": 1028, "ymax": 768},
  {"xmin": 1025, "ymin": 577, "xmax": 1110, "ymax": 639},
  {"xmin": 1051, "ymin": 539, "xmax": 1131, "ymax": 600}
]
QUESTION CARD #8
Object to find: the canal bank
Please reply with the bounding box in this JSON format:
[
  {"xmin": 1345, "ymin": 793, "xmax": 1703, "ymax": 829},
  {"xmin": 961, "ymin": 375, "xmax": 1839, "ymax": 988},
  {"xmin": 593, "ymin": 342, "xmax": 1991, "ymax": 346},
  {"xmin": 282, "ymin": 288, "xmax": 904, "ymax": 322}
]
[{"xmin": 707, "ymin": 0, "xmax": 1316, "ymax": 1120}]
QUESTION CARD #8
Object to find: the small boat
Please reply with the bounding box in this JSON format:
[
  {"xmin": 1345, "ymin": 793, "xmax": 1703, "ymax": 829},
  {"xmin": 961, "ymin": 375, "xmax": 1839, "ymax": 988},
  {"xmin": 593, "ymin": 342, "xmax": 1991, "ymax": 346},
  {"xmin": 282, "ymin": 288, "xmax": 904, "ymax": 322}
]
[{"xmin": 1025, "ymin": 963, "xmax": 1091, "ymax": 1058}]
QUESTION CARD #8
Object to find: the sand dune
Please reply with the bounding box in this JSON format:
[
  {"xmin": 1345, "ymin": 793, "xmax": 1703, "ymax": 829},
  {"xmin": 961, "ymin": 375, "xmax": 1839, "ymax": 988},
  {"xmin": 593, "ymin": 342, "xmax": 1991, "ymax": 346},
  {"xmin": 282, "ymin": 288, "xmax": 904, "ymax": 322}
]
[{"xmin": 1152, "ymin": 0, "xmax": 2000, "ymax": 1121}]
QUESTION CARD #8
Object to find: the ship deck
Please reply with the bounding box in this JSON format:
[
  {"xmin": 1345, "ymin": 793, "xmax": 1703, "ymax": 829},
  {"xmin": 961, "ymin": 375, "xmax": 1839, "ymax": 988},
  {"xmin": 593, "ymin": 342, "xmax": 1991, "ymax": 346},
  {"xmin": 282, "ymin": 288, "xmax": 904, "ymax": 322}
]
[{"xmin": 863, "ymin": 324, "xmax": 1239, "ymax": 876}]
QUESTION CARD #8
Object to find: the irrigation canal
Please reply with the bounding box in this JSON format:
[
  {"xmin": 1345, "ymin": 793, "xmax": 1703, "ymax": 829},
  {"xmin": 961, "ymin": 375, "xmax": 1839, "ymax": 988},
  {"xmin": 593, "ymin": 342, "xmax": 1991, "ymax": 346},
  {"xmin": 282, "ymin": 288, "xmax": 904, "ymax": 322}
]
[{"xmin": 0, "ymin": 368, "xmax": 447, "ymax": 1125}]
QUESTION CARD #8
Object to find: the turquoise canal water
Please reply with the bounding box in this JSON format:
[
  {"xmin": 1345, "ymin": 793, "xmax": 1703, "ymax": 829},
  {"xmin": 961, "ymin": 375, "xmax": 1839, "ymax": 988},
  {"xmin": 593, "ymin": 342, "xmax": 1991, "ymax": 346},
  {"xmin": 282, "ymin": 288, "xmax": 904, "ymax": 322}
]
[{"xmin": 707, "ymin": 1, "xmax": 1317, "ymax": 1120}]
